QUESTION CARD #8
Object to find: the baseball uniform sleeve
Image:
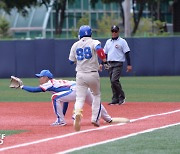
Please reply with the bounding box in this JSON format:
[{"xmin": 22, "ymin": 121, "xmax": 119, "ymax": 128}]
[
  {"xmin": 22, "ymin": 86, "xmax": 44, "ymax": 92},
  {"xmin": 122, "ymin": 39, "xmax": 130, "ymax": 53},
  {"xmin": 69, "ymin": 43, "xmax": 77, "ymax": 62},
  {"xmin": 103, "ymin": 39, "xmax": 111, "ymax": 54},
  {"xmin": 95, "ymin": 44, "xmax": 106, "ymax": 60},
  {"xmin": 93, "ymin": 40, "xmax": 101, "ymax": 49}
]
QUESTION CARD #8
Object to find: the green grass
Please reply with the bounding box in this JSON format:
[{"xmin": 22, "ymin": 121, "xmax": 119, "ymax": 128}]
[
  {"xmin": 71, "ymin": 125, "xmax": 180, "ymax": 154},
  {"xmin": 0, "ymin": 130, "xmax": 27, "ymax": 136},
  {"xmin": 0, "ymin": 78, "xmax": 50, "ymax": 102},
  {"xmin": 0, "ymin": 76, "xmax": 180, "ymax": 102},
  {"xmin": 101, "ymin": 76, "xmax": 180, "ymax": 102}
]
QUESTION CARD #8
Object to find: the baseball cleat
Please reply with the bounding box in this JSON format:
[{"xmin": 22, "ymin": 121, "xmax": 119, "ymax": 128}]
[
  {"xmin": 108, "ymin": 98, "xmax": 126, "ymax": 105},
  {"xmin": 72, "ymin": 114, "xmax": 75, "ymax": 120},
  {"xmin": 74, "ymin": 114, "xmax": 81, "ymax": 131},
  {"xmin": 106, "ymin": 119, "xmax": 112, "ymax": 123},
  {"xmin": 91, "ymin": 121, "xmax": 100, "ymax": 127},
  {"xmin": 118, "ymin": 98, "xmax": 125, "ymax": 105},
  {"xmin": 51, "ymin": 121, "xmax": 67, "ymax": 126},
  {"xmin": 108, "ymin": 102, "xmax": 119, "ymax": 105}
]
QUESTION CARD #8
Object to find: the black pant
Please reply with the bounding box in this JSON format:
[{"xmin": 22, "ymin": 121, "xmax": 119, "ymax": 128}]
[{"xmin": 108, "ymin": 62, "xmax": 125, "ymax": 103}]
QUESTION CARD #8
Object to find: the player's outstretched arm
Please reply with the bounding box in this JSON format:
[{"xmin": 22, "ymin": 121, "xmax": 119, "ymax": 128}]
[{"xmin": 21, "ymin": 86, "xmax": 44, "ymax": 92}]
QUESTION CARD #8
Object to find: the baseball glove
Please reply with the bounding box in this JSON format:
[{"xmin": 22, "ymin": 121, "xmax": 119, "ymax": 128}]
[
  {"xmin": 9, "ymin": 76, "xmax": 23, "ymax": 88},
  {"xmin": 102, "ymin": 61, "xmax": 111, "ymax": 70}
]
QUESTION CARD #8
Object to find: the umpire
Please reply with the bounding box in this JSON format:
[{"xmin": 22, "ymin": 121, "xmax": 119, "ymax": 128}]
[{"xmin": 104, "ymin": 25, "xmax": 132, "ymax": 105}]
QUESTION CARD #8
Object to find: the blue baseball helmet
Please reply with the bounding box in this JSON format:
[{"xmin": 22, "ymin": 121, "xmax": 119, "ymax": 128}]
[
  {"xmin": 78, "ymin": 25, "xmax": 92, "ymax": 39},
  {"xmin": 35, "ymin": 70, "xmax": 53, "ymax": 79}
]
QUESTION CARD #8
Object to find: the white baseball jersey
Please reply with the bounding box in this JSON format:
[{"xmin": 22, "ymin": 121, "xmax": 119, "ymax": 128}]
[
  {"xmin": 104, "ymin": 37, "xmax": 130, "ymax": 62},
  {"xmin": 69, "ymin": 37, "xmax": 100, "ymax": 72},
  {"xmin": 69, "ymin": 37, "xmax": 102, "ymax": 124},
  {"xmin": 40, "ymin": 79, "xmax": 76, "ymax": 94}
]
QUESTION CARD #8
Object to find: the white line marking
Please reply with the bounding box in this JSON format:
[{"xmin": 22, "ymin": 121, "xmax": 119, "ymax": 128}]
[
  {"xmin": 0, "ymin": 109, "xmax": 179, "ymax": 152},
  {"xmin": 59, "ymin": 122, "xmax": 180, "ymax": 154},
  {"xmin": 130, "ymin": 109, "xmax": 180, "ymax": 122}
]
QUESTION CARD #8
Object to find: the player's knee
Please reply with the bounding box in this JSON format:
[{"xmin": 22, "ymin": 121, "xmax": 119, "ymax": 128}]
[
  {"xmin": 92, "ymin": 92, "xmax": 101, "ymax": 97},
  {"xmin": 51, "ymin": 94, "xmax": 58, "ymax": 102},
  {"xmin": 76, "ymin": 98, "xmax": 85, "ymax": 104}
]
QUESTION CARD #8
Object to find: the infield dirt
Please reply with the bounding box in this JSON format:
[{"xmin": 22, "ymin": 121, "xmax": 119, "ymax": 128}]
[{"xmin": 0, "ymin": 102, "xmax": 180, "ymax": 153}]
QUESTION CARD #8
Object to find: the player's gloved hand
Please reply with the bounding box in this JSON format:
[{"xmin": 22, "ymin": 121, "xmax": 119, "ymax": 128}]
[
  {"xmin": 102, "ymin": 61, "xmax": 111, "ymax": 70},
  {"xmin": 9, "ymin": 76, "xmax": 23, "ymax": 89}
]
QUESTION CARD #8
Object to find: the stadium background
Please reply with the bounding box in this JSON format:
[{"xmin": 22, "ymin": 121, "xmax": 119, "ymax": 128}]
[
  {"xmin": 0, "ymin": 37, "xmax": 180, "ymax": 78},
  {"xmin": 0, "ymin": 0, "xmax": 179, "ymax": 78}
]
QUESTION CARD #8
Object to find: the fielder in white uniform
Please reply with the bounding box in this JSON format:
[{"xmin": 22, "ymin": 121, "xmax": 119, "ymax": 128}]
[
  {"xmin": 69, "ymin": 25, "xmax": 109, "ymax": 131},
  {"xmin": 20, "ymin": 70, "xmax": 112, "ymax": 126}
]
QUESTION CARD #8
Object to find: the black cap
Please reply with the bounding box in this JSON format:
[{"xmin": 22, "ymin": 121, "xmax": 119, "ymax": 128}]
[{"xmin": 111, "ymin": 25, "xmax": 119, "ymax": 32}]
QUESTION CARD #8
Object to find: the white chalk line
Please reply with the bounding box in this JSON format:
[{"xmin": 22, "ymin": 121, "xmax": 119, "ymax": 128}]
[
  {"xmin": 59, "ymin": 122, "xmax": 180, "ymax": 154},
  {"xmin": 0, "ymin": 109, "xmax": 180, "ymax": 152}
]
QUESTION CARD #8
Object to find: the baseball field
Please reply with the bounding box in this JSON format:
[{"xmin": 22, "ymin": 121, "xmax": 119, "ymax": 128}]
[{"xmin": 0, "ymin": 76, "xmax": 180, "ymax": 153}]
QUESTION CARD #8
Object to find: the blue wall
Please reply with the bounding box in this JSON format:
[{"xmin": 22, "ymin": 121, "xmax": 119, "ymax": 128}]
[{"xmin": 0, "ymin": 37, "xmax": 180, "ymax": 78}]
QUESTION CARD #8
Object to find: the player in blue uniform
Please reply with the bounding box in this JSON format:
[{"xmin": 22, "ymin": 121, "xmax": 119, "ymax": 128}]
[{"xmin": 20, "ymin": 70, "xmax": 113, "ymax": 126}]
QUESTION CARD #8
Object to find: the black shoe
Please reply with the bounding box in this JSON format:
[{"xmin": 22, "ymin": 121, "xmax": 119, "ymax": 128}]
[
  {"xmin": 108, "ymin": 101, "xmax": 119, "ymax": 105},
  {"xmin": 119, "ymin": 98, "xmax": 125, "ymax": 105}
]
